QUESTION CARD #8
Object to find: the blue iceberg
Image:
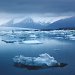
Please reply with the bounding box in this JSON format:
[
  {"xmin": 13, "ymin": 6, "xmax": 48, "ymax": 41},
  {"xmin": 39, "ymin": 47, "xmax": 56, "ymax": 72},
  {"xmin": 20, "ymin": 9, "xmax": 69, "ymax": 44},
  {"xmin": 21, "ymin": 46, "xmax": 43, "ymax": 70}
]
[{"xmin": 13, "ymin": 53, "xmax": 67, "ymax": 70}]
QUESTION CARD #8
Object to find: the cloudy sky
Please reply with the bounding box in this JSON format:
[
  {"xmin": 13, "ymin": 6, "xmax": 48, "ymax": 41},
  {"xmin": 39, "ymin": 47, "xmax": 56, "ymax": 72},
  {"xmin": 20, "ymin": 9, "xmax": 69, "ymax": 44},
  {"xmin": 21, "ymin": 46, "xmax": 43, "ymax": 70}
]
[{"xmin": 0, "ymin": 0, "xmax": 75, "ymax": 24}]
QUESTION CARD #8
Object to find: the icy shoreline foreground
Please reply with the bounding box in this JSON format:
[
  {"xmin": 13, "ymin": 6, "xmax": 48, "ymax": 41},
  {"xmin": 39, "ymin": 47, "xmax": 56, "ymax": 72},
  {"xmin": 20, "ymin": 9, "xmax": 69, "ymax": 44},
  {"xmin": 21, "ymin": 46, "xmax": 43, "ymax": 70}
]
[{"xmin": 13, "ymin": 53, "xmax": 67, "ymax": 70}]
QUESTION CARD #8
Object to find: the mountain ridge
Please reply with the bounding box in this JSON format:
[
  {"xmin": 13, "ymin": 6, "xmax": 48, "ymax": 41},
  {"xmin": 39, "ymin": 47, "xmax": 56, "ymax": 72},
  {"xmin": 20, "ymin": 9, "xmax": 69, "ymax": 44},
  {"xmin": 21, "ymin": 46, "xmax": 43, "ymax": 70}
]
[{"xmin": 1, "ymin": 17, "xmax": 75, "ymax": 30}]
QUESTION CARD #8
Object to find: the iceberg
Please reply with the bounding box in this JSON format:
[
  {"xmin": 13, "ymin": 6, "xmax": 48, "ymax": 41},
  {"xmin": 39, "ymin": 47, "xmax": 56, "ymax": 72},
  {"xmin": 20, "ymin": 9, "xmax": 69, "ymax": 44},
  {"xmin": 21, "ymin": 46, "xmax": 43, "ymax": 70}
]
[
  {"xmin": 21, "ymin": 40, "xmax": 42, "ymax": 44},
  {"xmin": 68, "ymin": 35, "xmax": 75, "ymax": 40},
  {"xmin": 29, "ymin": 34, "xmax": 37, "ymax": 38},
  {"xmin": 2, "ymin": 39, "xmax": 16, "ymax": 43},
  {"xmin": 13, "ymin": 53, "xmax": 67, "ymax": 70}
]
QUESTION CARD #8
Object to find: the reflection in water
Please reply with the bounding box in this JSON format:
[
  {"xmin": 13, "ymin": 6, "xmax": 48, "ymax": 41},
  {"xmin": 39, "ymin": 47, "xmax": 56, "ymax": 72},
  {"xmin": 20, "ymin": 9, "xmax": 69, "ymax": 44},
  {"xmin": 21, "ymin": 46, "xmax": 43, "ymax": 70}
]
[{"xmin": 14, "ymin": 63, "xmax": 67, "ymax": 70}]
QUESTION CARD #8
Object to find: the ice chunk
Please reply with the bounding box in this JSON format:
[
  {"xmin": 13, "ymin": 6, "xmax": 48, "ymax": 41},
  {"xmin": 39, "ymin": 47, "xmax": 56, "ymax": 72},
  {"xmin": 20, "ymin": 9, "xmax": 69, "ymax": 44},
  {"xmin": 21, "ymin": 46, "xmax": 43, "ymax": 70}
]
[
  {"xmin": 29, "ymin": 34, "xmax": 37, "ymax": 38},
  {"xmin": 13, "ymin": 53, "xmax": 67, "ymax": 70},
  {"xmin": 33, "ymin": 53, "xmax": 57, "ymax": 66},
  {"xmin": 13, "ymin": 53, "xmax": 57, "ymax": 66},
  {"xmin": 69, "ymin": 36, "xmax": 75, "ymax": 40},
  {"xmin": 22, "ymin": 40, "xmax": 42, "ymax": 44},
  {"xmin": 13, "ymin": 53, "xmax": 62, "ymax": 66},
  {"xmin": 2, "ymin": 39, "xmax": 16, "ymax": 43}
]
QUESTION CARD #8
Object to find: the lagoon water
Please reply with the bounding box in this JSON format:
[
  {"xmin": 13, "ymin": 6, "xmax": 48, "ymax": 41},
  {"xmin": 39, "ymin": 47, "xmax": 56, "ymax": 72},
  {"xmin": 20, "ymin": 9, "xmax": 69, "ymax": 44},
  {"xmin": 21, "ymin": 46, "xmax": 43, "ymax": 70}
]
[{"xmin": 0, "ymin": 29, "xmax": 75, "ymax": 75}]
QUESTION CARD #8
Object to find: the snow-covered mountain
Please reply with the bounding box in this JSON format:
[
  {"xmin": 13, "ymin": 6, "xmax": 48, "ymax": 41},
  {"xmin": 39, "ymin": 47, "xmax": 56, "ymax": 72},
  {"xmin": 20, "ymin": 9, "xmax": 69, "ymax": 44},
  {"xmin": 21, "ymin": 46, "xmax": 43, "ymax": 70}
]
[
  {"xmin": 1, "ymin": 18, "xmax": 48, "ymax": 29},
  {"xmin": 1, "ymin": 17, "xmax": 75, "ymax": 30},
  {"xmin": 47, "ymin": 17, "xmax": 75, "ymax": 29}
]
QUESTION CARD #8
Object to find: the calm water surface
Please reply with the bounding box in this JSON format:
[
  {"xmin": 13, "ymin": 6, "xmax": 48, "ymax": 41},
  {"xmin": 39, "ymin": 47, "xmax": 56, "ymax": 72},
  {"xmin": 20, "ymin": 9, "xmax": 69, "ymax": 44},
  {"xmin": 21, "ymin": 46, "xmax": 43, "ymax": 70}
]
[{"xmin": 0, "ymin": 30, "xmax": 75, "ymax": 75}]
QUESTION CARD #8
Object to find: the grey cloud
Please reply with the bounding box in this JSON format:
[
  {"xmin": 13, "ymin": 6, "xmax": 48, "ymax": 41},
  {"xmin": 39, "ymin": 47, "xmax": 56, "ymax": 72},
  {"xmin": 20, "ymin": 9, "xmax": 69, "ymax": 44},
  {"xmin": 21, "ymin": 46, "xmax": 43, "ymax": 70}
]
[{"xmin": 0, "ymin": 0, "xmax": 75, "ymax": 14}]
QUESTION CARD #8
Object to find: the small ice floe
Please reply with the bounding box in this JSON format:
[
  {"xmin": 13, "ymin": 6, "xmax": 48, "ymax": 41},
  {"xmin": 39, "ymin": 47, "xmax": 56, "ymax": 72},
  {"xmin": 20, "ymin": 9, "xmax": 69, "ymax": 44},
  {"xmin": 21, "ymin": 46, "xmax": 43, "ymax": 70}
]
[
  {"xmin": 21, "ymin": 40, "xmax": 42, "ymax": 44},
  {"xmin": 13, "ymin": 53, "xmax": 67, "ymax": 70},
  {"xmin": 29, "ymin": 34, "xmax": 37, "ymax": 38},
  {"xmin": 54, "ymin": 37, "xmax": 64, "ymax": 39},
  {"xmin": 67, "ymin": 35, "xmax": 75, "ymax": 40},
  {"xmin": 2, "ymin": 39, "xmax": 16, "ymax": 43},
  {"xmin": 69, "ymin": 36, "xmax": 75, "ymax": 40}
]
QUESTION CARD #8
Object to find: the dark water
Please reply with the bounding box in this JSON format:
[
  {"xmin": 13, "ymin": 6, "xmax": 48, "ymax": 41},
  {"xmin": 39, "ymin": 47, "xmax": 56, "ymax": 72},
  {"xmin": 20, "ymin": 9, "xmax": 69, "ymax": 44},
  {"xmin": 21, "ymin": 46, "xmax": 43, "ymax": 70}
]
[{"xmin": 0, "ymin": 30, "xmax": 75, "ymax": 75}]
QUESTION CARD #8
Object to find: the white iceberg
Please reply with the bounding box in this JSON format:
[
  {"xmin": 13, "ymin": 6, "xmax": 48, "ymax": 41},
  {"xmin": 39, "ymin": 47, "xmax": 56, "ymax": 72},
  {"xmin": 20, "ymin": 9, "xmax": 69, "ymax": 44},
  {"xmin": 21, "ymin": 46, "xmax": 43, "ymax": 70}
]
[
  {"xmin": 68, "ymin": 35, "xmax": 75, "ymax": 40},
  {"xmin": 29, "ymin": 34, "xmax": 37, "ymax": 38},
  {"xmin": 13, "ymin": 53, "xmax": 67, "ymax": 70},
  {"xmin": 2, "ymin": 39, "xmax": 16, "ymax": 43},
  {"xmin": 21, "ymin": 40, "xmax": 42, "ymax": 44}
]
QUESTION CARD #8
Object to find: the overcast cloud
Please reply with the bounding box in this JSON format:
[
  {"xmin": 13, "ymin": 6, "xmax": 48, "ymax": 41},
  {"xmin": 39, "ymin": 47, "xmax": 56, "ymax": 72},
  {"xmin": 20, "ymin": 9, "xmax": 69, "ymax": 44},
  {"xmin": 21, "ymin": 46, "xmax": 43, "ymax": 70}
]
[
  {"xmin": 0, "ymin": 0, "xmax": 74, "ymax": 25},
  {"xmin": 0, "ymin": 0, "xmax": 75, "ymax": 14}
]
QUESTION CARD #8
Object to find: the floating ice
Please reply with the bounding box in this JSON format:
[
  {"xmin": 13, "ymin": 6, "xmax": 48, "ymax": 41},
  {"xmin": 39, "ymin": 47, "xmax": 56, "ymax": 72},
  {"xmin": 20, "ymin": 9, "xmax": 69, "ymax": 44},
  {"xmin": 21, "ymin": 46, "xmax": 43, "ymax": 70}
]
[
  {"xmin": 2, "ymin": 39, "xmax": 16, "ymax": 43},
  {"xmin": 22, "ymin": 40, "xmax": 42, "ymax": 44},
  {"xmin": 29, "ymin": 34, "xmax": 37, "ymax": 38},
  {"xmin": 13, "ymin": 53, "xmax": 67, "ymax": 70},
  {"xmin": 67, "ymin": 35, "xmax": 75, "ymax": 40}
]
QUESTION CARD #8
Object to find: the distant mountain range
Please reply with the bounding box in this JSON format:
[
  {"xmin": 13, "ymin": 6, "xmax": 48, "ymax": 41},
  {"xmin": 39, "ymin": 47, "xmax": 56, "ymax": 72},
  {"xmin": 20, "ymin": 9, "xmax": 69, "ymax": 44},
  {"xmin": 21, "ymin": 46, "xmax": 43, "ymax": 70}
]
[
  {"xmin": 1, "ymin": 18, "xmax": 48, "ymax": 29},
  {"xmin": 47, "ymin": 17, "xmax": 75, "ymax": 30},
  {"xmin": 1, "ymin": 17, "xmax": 75, "ymax": 30}
]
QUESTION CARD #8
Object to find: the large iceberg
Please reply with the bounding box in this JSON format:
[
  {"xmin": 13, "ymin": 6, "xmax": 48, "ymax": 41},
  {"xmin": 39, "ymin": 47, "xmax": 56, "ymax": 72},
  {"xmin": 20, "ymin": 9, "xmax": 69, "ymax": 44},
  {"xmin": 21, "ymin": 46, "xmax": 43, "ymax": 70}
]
[{"xmin": 13, "ymin": 53, "xmax": 67, "ymax": 70}]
